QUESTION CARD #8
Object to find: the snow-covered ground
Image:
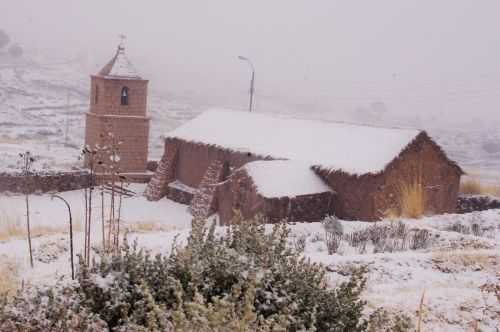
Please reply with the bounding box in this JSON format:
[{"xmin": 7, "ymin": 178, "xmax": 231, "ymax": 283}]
[
  {"xmin": 0, "ymin": 184, "xmax": 498, "ymax": 331},
  {"xmin": 1, "ymin": 51, "xmax": 500, "ymax": 331}
]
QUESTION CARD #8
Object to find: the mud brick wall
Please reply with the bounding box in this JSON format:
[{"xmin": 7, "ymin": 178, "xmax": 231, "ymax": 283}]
[
  {"xmin": 170, "ymin": 138, "xmax": 274, "ymax": 189},
  {"xmin": 90, "ymin": 76, "xmax": 148, "ymax": 117},
  {"xmin": 377, "ymin": 132, "xmax": 461, "ymax": 218},
  {"xmin": 315, "ymin": 132, "xmax": 462, "ymax": 221},
  {"xmin": 0, "ymin": 172, "xmax": 91, "ymax": 194},
  {"xmin": 216, "ymin": 168, "xmax": 334, "ymax": 225},
  {"xmin": 85, "ymin": 75, "xmax": 150, "ymax": 173},
  {"xmin": 85, "ymin": 113, "xmax": 150, "ymax": 173}
]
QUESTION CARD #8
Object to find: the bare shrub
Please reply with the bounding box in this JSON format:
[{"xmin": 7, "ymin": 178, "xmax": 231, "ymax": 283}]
[
  {"xmin": 445, "ymin": 222, "xmax": 471, "ymax": 235},
  {"xmin": 471, "ymin": 223, "xmax": 484, "ymax": 237},
  {"xmin": 310, "ymin": 233, "xmax": 323, "ymax": 243},
  {"xmin": 293, "ymin": 233, "xmax": 307, "ymax": 253},
  {"xmin": 445, "ymin": 221, "xmax": 486, "ymax": 238},
  {"xmin": 344, "ymin": 222, "xmax": 433, "ymax": 254},
  {"xmin": 344, "ymin": 231, "xmax": 369, "ymax": 254},
  {"xmin": 409, "ymin": 229, "xmax": 430, "ymax": 250},
  {"xmin": 322, "ymin": 215, "xmax": 343, "ymax": 254}
]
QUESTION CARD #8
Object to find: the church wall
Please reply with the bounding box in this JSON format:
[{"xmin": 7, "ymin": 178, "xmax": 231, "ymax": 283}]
[
  {"xmin": 89, "ymin": 76, "xmax": 148, "ymax": 117},
  {"xmin": 170, "ymin": 138, "xmax": 269, "ymax": 188},
  {"xmin": 85, "ymin": 113, "xmax": 150, "ymax": 173},
  {"xmin": 216, "ymin": 168, "xmax": 335, "ymax": 225}
]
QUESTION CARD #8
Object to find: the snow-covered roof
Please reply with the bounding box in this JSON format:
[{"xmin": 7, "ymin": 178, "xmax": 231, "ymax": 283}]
[
  {"xmin": 168, "ymin": 109, "xmax": 422, "ymax": 175},
  {"xmin": 244, "ymin": 160, "xmax": 332, "ymax": 198},
  {"xmin": 98, "ymin": 46, "xmax": 142, "ymax": 80}
]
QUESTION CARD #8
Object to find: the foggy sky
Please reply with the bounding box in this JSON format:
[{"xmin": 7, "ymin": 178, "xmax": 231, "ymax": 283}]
[{"xmin": 1, "ymin": 0, "xmax": 500, "ymax": 123}]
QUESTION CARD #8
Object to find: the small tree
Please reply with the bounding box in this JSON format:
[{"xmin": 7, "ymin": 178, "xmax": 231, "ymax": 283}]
[
  {"xmin": 8, "ymin": 44, "xmax": 23, "ymax": 58},
  {"xmin": 81, "ymin": 147, "xmax": 97, "ymax": 266},
  {"xmin": 19, "ymin": 151, "xmax": 35, "ymax": 268},
  {"xmin": 0, "ymin": 30, "xmax": 10, "ymax": 49}
]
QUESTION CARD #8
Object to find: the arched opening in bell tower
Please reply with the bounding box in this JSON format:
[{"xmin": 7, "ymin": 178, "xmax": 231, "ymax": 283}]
[{"xmin": 121, "ymin": 86, "xmax": 129, "ymax": 105}]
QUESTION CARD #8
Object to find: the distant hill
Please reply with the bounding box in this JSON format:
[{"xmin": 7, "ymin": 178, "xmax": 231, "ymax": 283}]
[{"xmin": 0, "ymin": 53, "xmax": 499, "ymax": 181}]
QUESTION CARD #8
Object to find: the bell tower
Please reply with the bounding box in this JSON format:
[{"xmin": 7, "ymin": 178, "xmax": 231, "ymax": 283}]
[{"xmin": 84, "ymin": 43, "xmax": 150, "ymax": 173}]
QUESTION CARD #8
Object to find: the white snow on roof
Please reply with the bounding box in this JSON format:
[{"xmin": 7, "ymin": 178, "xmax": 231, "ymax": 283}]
[
  {"xmin": 99, "ymin": 47, "xmax": 141, "ymax": 79},
  {"xmin": 168, "ymin": 109, "xmax": 422, "ymax": 174},
  {"xmin": 244, "ymin": 160, "xmax": 332, "ymax": 198}
]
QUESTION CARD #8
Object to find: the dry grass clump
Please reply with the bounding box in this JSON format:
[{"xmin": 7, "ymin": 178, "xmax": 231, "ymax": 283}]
[
  {"xmin": 385, "ymin": 177, "xmax": 425, "ymax": 220},
  {"xmin": 432, "ymin": 250, "xmax": 498, "ymax": 273},
  {"xmin": 0, "ymin": 256, "xmax": 19, "ymax": 296},
  {"xmin": 460, "ymin": 178, "xmax": 500, "ymax": 197},
  {"xmin": 399, "ymin": 180, "xmax": 425, "ymax": 219},
  {"xmin": 123, "ymin": 221, "xmax": 178, "ymax": 233},
  {"xmin": 0, "ymin": 135, "xmax": 23, "ymax": 144},
  {"xmin": 0, "ymin": 215, "xmax": 82, "ymax": 242}
]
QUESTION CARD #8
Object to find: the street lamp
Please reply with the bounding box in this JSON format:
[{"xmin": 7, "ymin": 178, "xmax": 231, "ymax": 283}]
[{"xmin": 238, "ymin": 55, "xmax": 255, "ymax": 112}]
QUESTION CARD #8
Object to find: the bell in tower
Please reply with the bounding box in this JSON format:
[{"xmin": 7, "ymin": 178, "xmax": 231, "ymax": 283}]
[{"xmin": 84, "ymin": 41, "xmax": 150, "ymax": 175}]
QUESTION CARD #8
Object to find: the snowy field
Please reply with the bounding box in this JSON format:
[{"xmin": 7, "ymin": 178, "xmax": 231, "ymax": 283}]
[
  {"xmin": 0, "ymin": 184, "xmax": 499, "ymax": 331},
  {"xmin": 1, "ymin": 52, "xmax": 500, "ymax": 331}
]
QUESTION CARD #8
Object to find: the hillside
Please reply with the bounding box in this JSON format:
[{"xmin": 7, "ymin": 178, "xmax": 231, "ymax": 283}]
[{"xmin": 0, "ymin": 52, "xmax": 499, "ymax": 182}]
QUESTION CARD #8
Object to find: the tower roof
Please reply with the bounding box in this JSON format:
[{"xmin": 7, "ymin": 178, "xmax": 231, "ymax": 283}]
[{"xmin": 98, "ymin": 45, "xmax": 142, "ymax": 80}]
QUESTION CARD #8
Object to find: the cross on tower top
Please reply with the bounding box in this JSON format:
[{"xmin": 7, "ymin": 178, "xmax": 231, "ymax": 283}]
[{"xmin": 118, "ymin": 34, "xmax": 126, "ymax": 51}]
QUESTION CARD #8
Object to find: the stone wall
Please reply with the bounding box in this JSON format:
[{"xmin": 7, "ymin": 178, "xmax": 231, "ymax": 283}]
[
  {"xmin": 166, "ymin": 185, "xmax": 194, "ymax": 205},
  {"xmin": 0, "ymin": 172, "xmax": 91, "ymax": 194},
  {"xmin": 457, "ymin": 195, "xmax": 500, "ymax": 214}
]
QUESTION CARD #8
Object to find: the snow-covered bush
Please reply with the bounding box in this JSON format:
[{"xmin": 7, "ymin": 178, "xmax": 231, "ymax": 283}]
[
  {"xmin": 367, "ymin": 308, "xmax": 414, "ymax": 332},
  {"xmin": 0, "ymin": 285, "xmax": 107, "ymax": 331},
  {"xmin": 1, "ymin": 217, "xmax": 369, "ymax": 331}
]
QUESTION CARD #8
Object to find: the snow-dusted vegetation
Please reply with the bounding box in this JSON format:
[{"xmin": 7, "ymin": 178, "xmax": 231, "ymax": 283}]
[{"xmin": 0, "ymin": 185, "xmax": 499, "ymax": 331}]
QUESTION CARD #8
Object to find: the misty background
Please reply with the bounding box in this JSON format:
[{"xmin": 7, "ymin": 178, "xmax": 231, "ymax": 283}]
[
  {"xmin": 1, "ymin": 0, "xmax": 499, "ymax": 126},
  {"xmin": 1, "ymin": 0, "xmax": 500, "ymax": 178}
]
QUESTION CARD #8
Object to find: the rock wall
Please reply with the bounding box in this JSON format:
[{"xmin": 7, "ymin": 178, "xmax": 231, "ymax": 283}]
[
  {"xmin": 0, "ymin": 172, "xmax": 91, "ymax": 194},
  {"xmin": 457, "ymin": 195, "xmax": 500, "ymax": 213}
]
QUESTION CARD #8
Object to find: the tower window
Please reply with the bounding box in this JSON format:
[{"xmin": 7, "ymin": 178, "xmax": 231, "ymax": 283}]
[
  {"xmin": 95, "ymin": 86, "xmax": 99, "ymax": 104},
  {"xmin": 121, "ymin": 87, "xmax": 129, "ymax": 105}
]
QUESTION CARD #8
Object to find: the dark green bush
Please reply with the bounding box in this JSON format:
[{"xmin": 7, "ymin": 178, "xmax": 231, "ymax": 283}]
[{"xmin": 1, "ymin": 217, "xmax": 370, "ymax": 331}]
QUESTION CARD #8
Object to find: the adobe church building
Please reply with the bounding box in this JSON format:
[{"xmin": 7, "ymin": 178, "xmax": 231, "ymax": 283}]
[
  {"xmin": 145, "ymin": 109, "xmax": 464, "ymax": 223},
  {"xmin": 84, "ymin": 44, "xmax": 150, "ymax": 176}
]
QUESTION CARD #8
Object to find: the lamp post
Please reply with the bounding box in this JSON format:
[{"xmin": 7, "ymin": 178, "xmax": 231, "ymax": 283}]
[
  {"xmin": 51, "ymin": 194, "xmax": 74, "ymax": 280},
  {"xmin": 238, "ymin": 56, "xmax": 255, "ymax": 112}
]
